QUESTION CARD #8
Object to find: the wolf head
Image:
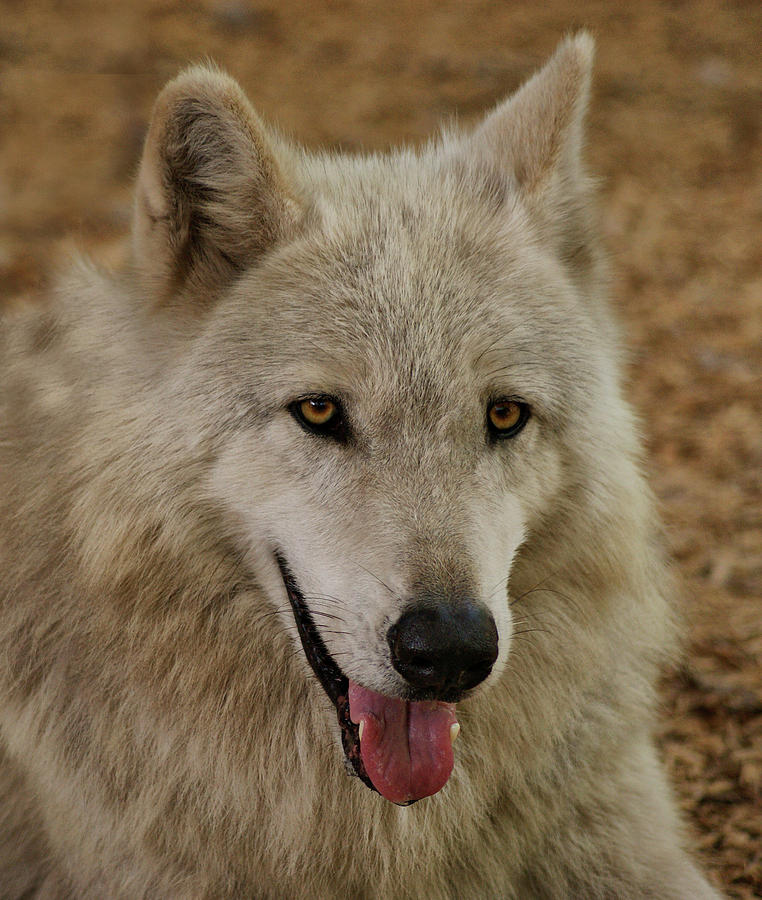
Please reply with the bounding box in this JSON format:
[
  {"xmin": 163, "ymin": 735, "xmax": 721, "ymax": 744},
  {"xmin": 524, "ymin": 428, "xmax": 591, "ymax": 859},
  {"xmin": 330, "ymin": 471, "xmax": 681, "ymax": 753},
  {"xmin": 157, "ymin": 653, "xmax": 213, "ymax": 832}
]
[{"xmin": 130, "ymin": 34, "xmax": 647, "ymax": 805}]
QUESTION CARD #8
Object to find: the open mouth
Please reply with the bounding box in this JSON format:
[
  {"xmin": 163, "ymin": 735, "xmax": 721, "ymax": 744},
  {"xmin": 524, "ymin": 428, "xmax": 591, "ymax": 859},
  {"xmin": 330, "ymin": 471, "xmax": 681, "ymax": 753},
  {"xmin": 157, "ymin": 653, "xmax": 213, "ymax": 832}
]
[
  {"xmin": 275, "ymin": 552, "xmax": 374, "ymax": 792},
  {"xmin": 275, "ymin": 553, "xmax": 459, "ymax": 806}
]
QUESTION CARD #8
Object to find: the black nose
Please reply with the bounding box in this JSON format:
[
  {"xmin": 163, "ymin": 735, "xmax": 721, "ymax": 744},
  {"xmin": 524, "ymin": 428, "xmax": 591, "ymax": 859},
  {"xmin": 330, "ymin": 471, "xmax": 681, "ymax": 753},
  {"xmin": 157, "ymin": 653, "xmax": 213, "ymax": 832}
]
[{"xmin": 387, "ymin": 601, "xmax": 498, "ymax": 697}]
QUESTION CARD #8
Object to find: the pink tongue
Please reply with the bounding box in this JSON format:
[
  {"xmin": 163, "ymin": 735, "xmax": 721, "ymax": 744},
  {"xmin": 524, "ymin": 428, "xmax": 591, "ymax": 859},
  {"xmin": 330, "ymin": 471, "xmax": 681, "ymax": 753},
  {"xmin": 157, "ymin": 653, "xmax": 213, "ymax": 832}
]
[{"xmin": 348, "ymin": 680, "xmax": 457, "ymax": 805}]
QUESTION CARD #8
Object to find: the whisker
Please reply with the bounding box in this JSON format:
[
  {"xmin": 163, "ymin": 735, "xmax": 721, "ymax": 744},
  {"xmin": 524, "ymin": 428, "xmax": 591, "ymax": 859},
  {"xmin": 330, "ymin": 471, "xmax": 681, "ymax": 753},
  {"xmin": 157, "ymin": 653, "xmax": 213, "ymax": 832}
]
[
  {"xmin": 487, "ymin": 577, "xmax": 511, "ymax": 603},
  {"xmin": 502, "ymin": 661, "xmax": 536, "ymax": 696},
  {"xmin": 351, "ymin": 560, "xmax": 396, "ymax": 598},
  {"xmin": 509, "ymin": 567, "xmax": 565, "ymax": 607},
  {"xmin": 299, "ymin": 593, "xmax": 346, "ymax": 606},
  {"xmin": 303, "ymin": 609, "xmax": 348, "ymax": 623},
  {"xmin": 515, "ymin": 586, "xmax": 587, "ymax": 620}
]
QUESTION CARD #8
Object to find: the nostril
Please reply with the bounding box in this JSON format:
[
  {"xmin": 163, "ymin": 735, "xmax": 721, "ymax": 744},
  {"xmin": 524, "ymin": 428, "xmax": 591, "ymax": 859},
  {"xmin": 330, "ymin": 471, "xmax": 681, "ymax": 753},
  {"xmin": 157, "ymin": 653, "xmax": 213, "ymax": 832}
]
[
  {"xmin": 461, "ymin": 661, "xmax": 494, "ymax": 691},
  {"xmin": 410, "ymin": 654, "xmax": 432, "ymax": 669},
  {"xmin": 389, "ymin": 631, "xmax": 442, "ymax": 687}
]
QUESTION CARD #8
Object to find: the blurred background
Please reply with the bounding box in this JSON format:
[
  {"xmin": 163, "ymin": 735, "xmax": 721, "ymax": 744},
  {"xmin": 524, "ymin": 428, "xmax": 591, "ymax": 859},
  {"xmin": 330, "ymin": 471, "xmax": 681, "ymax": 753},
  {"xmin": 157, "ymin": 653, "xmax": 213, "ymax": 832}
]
[{"xmin": 1, "ymin": 1, "xmax": 760, "ymax": 895}]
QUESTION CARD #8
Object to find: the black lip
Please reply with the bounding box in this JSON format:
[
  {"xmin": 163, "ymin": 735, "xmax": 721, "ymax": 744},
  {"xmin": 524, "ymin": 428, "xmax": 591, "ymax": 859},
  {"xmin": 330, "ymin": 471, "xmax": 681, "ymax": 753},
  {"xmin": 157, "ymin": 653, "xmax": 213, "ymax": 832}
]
[{"xmin": 275, "ymin": 552, "xmax": 377, "ymax": 794}]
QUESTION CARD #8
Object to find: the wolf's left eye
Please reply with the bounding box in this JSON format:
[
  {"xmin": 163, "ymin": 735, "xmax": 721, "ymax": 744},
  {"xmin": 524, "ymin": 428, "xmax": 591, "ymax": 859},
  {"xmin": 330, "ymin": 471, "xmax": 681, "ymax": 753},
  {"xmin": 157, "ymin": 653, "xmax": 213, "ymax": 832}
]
[
  {"xmin": 290, "ymin": 396, "xmax": 348, "ymax": 441},
  {"xmin": 487, "ymin": 399, "xmax": 530, "ymax": 440}
]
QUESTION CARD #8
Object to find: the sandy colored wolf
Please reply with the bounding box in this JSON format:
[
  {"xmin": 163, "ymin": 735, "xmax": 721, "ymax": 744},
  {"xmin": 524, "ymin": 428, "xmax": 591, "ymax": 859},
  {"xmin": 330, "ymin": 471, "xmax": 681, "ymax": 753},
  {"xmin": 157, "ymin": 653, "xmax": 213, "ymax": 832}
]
[{"xmin": 0, "ymin": 34, "xmax": 720, "ymax": 899}]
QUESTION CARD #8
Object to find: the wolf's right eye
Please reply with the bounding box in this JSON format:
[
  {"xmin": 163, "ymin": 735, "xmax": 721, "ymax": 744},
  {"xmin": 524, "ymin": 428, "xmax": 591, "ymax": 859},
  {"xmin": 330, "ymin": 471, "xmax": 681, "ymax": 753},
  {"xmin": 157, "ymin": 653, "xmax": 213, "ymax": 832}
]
[{"xmin": 290, "ymin": 396, "xmax": 348, "ymax": 441}]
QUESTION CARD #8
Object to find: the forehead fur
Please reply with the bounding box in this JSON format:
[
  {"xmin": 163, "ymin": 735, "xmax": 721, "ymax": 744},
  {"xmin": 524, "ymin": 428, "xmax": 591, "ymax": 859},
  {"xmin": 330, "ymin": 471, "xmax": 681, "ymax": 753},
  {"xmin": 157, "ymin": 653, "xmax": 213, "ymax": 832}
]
[{"xmin": 214, "ymin": 147, "xmax": 604, "ymax": 425}]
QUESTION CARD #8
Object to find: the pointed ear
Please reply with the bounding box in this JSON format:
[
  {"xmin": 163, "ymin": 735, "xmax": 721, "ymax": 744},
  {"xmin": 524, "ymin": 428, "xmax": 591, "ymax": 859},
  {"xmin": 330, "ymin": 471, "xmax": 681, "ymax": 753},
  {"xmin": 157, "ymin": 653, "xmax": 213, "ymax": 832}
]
[
  {"xmin": 468, "ymin": 34, "xmax": 599, "ymax": 285},
  {"xmin": 132, "ymin": 65, "xmax": 296, "ymax": 307},
  {"xmin": 473, "ymin": 32, "xmax": 594, "ymax": 196}
]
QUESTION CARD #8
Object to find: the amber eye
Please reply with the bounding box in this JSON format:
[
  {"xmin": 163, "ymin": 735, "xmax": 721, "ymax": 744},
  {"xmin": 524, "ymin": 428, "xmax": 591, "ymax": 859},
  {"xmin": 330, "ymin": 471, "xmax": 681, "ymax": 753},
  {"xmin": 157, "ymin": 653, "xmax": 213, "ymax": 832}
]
[
  {"xmin": 487, "ymin": 399, "xmax": 530, "ymax": 439},
  {"xmin": 290, "ymin": 395, "xmax": 347, "ymax": 441},
  {"xmin": 299, "ymin": 398, "xmax": 336, "ymax": 426}
]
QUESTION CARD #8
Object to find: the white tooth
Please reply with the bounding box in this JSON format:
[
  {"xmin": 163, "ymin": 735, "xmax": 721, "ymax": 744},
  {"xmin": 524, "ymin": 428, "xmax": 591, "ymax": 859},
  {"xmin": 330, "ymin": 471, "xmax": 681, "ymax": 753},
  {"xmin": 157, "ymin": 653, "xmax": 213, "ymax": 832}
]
[
  {"xmin": 450, "ymin": 722, "xmax": 461, "ymax": 744},
  {"xmin": 359, "ymin": 720, "xmax": 365, "ymax": 742}
]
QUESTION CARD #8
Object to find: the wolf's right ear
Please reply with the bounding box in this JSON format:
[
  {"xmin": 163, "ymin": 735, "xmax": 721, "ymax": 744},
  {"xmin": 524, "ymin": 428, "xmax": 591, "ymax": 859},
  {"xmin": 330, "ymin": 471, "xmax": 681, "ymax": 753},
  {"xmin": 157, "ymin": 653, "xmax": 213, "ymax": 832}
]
[{"xmin": 132, "ymin": 66, "xmax": 296, "ymax": 308}]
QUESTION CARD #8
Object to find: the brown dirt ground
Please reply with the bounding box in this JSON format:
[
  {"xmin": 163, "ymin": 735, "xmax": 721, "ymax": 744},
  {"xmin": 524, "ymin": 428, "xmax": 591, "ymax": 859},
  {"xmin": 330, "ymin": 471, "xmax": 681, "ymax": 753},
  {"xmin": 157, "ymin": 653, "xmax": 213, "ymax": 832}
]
[{"xmin": 1, "ymin": 1, "xmax": 760, "ymax": 895}]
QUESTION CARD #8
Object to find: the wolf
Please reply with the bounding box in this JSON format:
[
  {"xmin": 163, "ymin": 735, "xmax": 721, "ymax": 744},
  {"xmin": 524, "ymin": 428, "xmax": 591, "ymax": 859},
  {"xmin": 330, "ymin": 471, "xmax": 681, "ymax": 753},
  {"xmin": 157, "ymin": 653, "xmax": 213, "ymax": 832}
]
[{"xmin": 0, "ymin": 34, "xmax": 720, "ymax": 898}]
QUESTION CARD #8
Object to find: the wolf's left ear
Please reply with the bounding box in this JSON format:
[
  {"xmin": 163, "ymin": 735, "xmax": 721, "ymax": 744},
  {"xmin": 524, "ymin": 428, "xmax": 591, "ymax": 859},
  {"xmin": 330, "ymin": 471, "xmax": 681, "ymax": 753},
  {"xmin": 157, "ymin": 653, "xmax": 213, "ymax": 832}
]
[
  {"xmin": 469, "ymin": 33, "xmax": 597, "ymax": 273},
  {"xmin": 133, "ymin": 65, "xmax": 296, "ymax": 307},
  {"xmin": 474, "ymin": 33, "xmax": 593, "ymax": 193}
]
